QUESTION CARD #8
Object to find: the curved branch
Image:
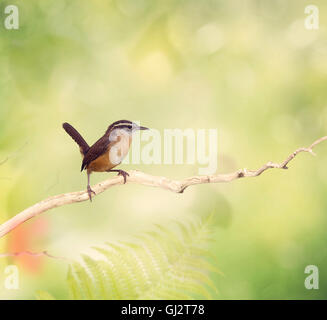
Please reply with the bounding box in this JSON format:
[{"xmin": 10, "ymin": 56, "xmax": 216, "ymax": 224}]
[{"xmin": 0, "ymin": 136, "xmax": 326, "ymax": 239}]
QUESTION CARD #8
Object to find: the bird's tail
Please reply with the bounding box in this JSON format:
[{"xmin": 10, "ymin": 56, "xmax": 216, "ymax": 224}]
[{"xmin": 62, "ymin": 122, "xmax": 90, "ymax": 156}]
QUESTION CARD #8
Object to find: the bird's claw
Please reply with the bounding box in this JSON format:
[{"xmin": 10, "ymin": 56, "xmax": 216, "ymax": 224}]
[
  {"xmin": 87, "ymin": 186, "xmax": 96, "ymax": 202},
  {"xmin": 117, "ymin": 170, "xmax": 129, "ymax": 184}
]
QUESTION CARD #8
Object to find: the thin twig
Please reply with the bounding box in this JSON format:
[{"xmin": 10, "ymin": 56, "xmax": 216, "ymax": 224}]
[
  {"xmin": 0, "ymin": 250, "xmax": 69, "ymax": 261},
  {"xmin": 0, "ymin": 157, "xmax": 9, "ymax": 166},
  {"xmin": 0, "ymin": 142, "xmax": 28, "ymax": 166},
  {"xmin": 0, "ymin": 136, "xmax": 326, "ymax": 239}
]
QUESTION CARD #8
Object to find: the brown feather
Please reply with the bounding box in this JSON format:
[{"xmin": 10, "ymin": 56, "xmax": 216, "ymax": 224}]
[
  {"xmin": 83, "ymin": 132, "xmax": 132, "ymax": 172},
  {"xmin": 63, "ymin": 123, "xmax": 90, "ymax": 156}
]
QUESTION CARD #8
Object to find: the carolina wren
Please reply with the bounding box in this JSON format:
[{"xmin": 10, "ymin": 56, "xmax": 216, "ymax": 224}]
[{"xmin": 63, "ymin": 120, "xmax": 149, "ymax": 201}]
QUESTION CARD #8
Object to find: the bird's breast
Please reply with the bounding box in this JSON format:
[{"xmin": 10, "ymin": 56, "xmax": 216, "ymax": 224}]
[
  {"xmin": 108, "ymin": 134, "xmax": 131, "ymax": 166},
  {"xmin": 87, "ymin": 135, "xmax": 131, "ymax": 172}
]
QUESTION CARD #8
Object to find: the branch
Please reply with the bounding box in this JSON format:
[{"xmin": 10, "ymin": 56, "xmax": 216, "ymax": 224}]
[
  {"xmin": 0, "ymin": 250, "xmax": 69, "ymax": 261},
  {"xmin": 0, "ymin": 157, "xmax": 9, "ymax": 166},
  {"xmin": 0, "ymin": 136, "xmax": 326, "ymax": 239},
  {"xmin": 0, "ymin": 142, "xmax": 28, "ymax": 167}
]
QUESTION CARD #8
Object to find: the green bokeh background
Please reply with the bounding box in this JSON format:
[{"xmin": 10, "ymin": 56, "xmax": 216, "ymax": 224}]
[{"xmin": 0, "ymin": 0, "xmax": 327, "ymax": 299}]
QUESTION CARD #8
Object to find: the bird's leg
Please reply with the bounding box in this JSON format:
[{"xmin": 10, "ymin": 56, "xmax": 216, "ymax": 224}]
[
  {"xmin": 87, "ymin": 172, "xmax": 96, "ymax": 202},
  {"xmin": 107, "ymin": 169, "xmax": 129, "ymax": 184}
]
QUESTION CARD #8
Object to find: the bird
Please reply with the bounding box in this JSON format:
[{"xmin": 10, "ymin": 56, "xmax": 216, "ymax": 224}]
[{"xmin": 63, "ymin": 120, "xmax": 149, "ymax": 201}]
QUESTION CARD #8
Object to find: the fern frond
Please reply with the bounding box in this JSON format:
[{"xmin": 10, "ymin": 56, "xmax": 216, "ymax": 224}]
[
  {"xmin": 82, "ymin": 254, "xmax": 109, "ymax": 300},
  {"xmin": 67, "ymin": 265, "xmax": 83, "ymax": 300},
  {"xmin": 65, "ymin": 216, "xmax": 219, "ymax": 300},
  {"xmin": 95, "ymin": 245, "xmax": 141, "ymax": 298},
  {"xmin": 71, "ymin": 261, "xmax": 96, "ymax": 300}
]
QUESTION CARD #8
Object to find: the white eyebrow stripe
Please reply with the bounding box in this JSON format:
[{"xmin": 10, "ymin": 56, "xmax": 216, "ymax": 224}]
[{"xmin": 111, "ymin": 125, "xmax": 133, "ymax": 131}]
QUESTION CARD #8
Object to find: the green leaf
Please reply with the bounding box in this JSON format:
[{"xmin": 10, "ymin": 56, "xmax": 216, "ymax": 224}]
[{"xmin": 63, "ymin": 216, "xmax": 219, "ymax": 300}]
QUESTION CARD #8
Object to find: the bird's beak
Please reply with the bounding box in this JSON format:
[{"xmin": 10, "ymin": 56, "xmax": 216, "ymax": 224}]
[{"xmin": 138, "ymin": 126, "xmax": 149, "ymax": 130}]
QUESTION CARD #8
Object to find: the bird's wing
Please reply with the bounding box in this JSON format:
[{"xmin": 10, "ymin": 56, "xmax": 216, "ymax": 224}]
[
  {"xmin": 63, "ymin": 123, "xmax": 90, "ymax": 156},
  {"xmin": 81, "ymin": 128, "xmax": 124, "ymax": 171},
  {"xmin": 81, "ymin": 136, "xmax": 111, "ymax": 171}
]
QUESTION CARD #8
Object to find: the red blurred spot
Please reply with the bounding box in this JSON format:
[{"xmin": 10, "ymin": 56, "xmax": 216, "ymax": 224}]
[{"xmin": 7, "ymin": 218, "xmax": 49, "ymax": 273}]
